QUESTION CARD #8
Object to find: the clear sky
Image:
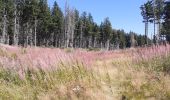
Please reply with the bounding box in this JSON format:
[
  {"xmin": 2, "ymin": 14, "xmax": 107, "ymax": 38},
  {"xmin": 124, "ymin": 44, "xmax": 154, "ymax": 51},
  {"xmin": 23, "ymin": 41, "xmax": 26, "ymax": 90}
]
[{"xmin": 48, "ymin": 0, "xmax": 150, "ymax": 35}]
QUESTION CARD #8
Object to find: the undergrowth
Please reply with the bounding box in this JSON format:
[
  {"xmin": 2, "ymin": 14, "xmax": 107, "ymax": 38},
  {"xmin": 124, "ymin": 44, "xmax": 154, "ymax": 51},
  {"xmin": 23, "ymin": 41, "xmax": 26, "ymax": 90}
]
[
  {"xmin": 0, "ymin": 63, "xmax": 109, "ymax": 100},
  {"xmin": 0, "ymin": 46, "xmax": 170, "ymax": 100}
]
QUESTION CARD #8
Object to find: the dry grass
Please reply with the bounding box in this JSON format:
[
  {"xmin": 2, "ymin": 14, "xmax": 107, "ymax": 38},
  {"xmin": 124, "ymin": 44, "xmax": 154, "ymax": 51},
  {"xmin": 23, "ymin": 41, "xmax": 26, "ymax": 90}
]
[{"xmin": 0, "ymin": 44, "xmax": 170, "ymax": 100}]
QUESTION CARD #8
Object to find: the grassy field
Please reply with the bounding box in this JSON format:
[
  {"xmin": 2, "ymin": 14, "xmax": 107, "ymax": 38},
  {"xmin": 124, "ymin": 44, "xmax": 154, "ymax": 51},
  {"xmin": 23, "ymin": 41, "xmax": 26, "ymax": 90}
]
[{"xmin": 0, "ymin": 44, "xmax": 170, "ymax": 100}]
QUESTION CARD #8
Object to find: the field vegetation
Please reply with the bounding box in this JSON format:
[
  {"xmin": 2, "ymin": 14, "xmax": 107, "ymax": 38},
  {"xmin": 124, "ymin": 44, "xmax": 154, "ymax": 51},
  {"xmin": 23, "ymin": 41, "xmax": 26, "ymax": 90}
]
[{"xmin": 0, "ymin": 44, "xmax": 170, "ymax": 100}]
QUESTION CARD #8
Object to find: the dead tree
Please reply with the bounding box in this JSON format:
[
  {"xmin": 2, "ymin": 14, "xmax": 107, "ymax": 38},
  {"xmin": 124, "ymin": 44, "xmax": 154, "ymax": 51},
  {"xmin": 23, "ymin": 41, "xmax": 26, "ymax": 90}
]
[
  {"xmin": 13, "ymin": 2, "xmax": 19, "ymax": 46},
  {"xmin": 64, "ymin": 1, "xmax": 75, "ymax": 48},
  {"xmin": 79, "ymin": 20, "xmax": 87, "ymax": 48},
  {"xmin": 106, "ymin": 39, "xmax": 110, "ymax": 50},
  {"xmin": 34, "ymin": 18, "xmax": 37, "ymax": 47},
  {"xmin": 130, "ymin": 33, "xmax": 137, "ymax": 48},
  {"xmin": 70, "ymin": 10, "xmax": 75, "ymax": 48},
  {"xmin": 2, "ymin": 8, "xmax": 7, "ymax": 44},
  {"xmin": 64, "ymin": 1, "xmax": 69, "ymax": 48}
]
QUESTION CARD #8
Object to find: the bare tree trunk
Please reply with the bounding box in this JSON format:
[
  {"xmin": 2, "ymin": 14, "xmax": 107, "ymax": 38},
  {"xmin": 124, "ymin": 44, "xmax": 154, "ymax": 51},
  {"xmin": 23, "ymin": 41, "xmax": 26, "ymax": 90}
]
[
  {"xmin": 26, "ymin": 36, "xmax": 29, "ymax": 47},
  {"xmin": 157, "ymin": 19, "xmax": 161, "ymax": 44},
  {"xmin": 153, "ymin": 20, "xmax": 156, "ymax": 44},
  {"xmin": 115, "ymin": 37, "xmax": 119, "ymax": 49},
  {"xmin": 65, "ymin": 15, "xmax": 70, "ymax": 48},
  {"xmin": 34, "ymin": 19, "xmax": 37, "ymax": 47},
  {"xmin": 64, "ymin": 1, "xmax": 69, "ymax": 48},
  {"xmin": 70, "ymin": 10, "xmax": 75, "ymax": 48},
  {"xmin": 64, "ymin": 1, "xmax": 75, "ymax": 48},
  {"xmin": 153, "ymin": 0, "xmax": 157, "ymax": 45},
  {"xmin": 88, "ymin": 36, "xmax": 92, "ymax": 48},
  {"xmin": 80, "ymin": 23, "xmax": 83, "ymax": 48},
  {"xmin": 106, "ymin": 39, "xmax": 110, "ymax": 50},
  {"xmin": 30, "ymin": 28, "xmax": 33, "ymax": 46},
  {"xmin": 2, "ymin": 8, "xmax": 7, "ymax": 44},
  {"xmin": 25, "ymin": 22, "xmax": 29, "ymax": 47},
  {"xmin": 55, "ymin": 33, "xmax": 58, "ymax": 47},
  {"xmin": 7, "ymin": 35, "xmax": 9, "ymax": 45},
  {"xmin": 145, "ymin": 21, "xmax": 148, "ymax": 45},
  {"xmin": 93, "ymin": 37, "xmax": 96, "ymax": 48},
  {"xmin": 14, "ymin": 3, "xmax": 19, "ymax": 46},
  {"xmin": 130, "ymin": 33, "xmax": 136, "ymax": 48},
  {"xmin": 100, "ymin": 42, "xmax": 103, "ymax": 50}
]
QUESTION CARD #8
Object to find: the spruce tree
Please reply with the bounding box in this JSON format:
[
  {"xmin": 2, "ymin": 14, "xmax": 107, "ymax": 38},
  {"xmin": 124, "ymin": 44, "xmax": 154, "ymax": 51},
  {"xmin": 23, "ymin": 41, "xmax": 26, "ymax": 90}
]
[
  {"xmin": 73, "ymin": 9, "xmax": 80, "ymax": 47},
  {"xmin": 117, "ymin": 30, "xmax": 126, "ymax": 49},
  {"xmin": 51, "ymin": 1, "xmax": 63, "ymax": 47},
  {"xmin": 86, "ymin": 13, "xmax": 94, "ymax": 48},
  {"xmin": 37, "ymin": 0, "xmax": 51, "ymax": 46},
  {"xmin": 102, "ymin": 17, "xmax": 112, "ymax": 50},
  {"xmin": 140, "ymin": 1, "xmax": 153, "ymax": 45},
  {"xmin": 163, "ymin": 1, "xmax": 170, "ymax": 43}
]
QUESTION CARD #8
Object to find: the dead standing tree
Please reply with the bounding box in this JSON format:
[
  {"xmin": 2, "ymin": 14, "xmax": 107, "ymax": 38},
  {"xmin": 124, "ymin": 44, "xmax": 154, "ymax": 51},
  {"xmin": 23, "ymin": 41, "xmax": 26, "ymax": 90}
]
[
  {"xmin": 64, "ymin": 1, "xmax": 75, "ymax": 48},
  {"xmin": 130, "ymin": 33, "xmax": 137, "ymax": 48},
  {"xmin": 34, "ymin": 18, "xmax": 37, "ymax": 47},
  {"xmin": 13, "ymin": 1, "xmax": 19, "ymax": 46},
  {"xmin": 70, "ymin": 10, "xmax": 75, "ymax": 48},
  {"xmin": 1, "ymin": 8, "xmax": 7, "ymax": 44}
]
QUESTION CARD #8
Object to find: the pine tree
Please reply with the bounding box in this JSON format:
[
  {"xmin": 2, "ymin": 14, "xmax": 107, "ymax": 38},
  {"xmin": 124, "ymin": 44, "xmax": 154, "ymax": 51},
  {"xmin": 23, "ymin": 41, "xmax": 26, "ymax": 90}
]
[
  {"xmin": 140, "ymin": 1, "xmax": 153, "ymax": 45},
  {"xmin": 0, "ymin": 0, "xmax": 146, "ymax": 49},
  {"xmin": 19, "ymin": 0, "xmax": 40, "ymax": 46},
  {"xmin": 0, "ymin": 0, "xmax": 3, "ymax": 22},
  {"xmin": 0, "ymin": 0, "xmax": 3, "ymax": 38},
  {"xmin": 31, "ymin": 0, "xmax": 40, "ymax": 47},
  {"xmin": 99, "ymin": 22, "xmax": 104, "ymax": 49},
  {"xmin": 163, "ymin": 1, "xmax": 170, "ymax": 43},
  {"xmin": 80, "ymin": 11, "xmax": 87, "ymax": 48},
  {"xmin": 102, "ymin": 17, "xmax": 112, "ymax": 50},
  {"xmin": 137, "ymin": 35, "xmax": 145, "ymax": 46},
  {"xmin": 51, "ymin": 1, "xmax": 63, "ymax": 47},
  {"xmin": 37, "ymin": 0, "xmax": 51, "ymax": 46},
  {"xmin": 92, "ymin": 23, "xmax": 100, "ymax": 48},
  {"xmin": 154, "ymin": 0, "xmax": 164, "ymax": 42},
  {"xmin": 117, "ymin": 30, "xmax": 126, "ymax": 49},
  {"xmin": 86, "ymin": 13, "xmax": 94, "ymax": 48},
  {"xmin": 73, "ymin": 9, "xmax": 80, "ymax": 48},
  {"xmin": 1, "ymin": 0, "xmax": 15, "ymax": 44},
  {"xmin": 1, "ymin": 0, "xmax": 7, "ymax": 44}
]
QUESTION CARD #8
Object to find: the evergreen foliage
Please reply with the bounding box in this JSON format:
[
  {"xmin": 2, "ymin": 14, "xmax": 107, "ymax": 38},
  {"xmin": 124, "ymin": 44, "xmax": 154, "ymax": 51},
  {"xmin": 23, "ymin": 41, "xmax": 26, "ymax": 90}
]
[{"xmin": 0, "ymin": 0, "xmax": 149, "ymax": 49}]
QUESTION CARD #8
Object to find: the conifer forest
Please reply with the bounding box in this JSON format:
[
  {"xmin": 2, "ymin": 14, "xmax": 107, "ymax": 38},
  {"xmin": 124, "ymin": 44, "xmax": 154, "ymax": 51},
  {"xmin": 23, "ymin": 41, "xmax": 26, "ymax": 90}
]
[{"xmin": 0, "ymin": 0, "xmax": 170, "ymax": 100}]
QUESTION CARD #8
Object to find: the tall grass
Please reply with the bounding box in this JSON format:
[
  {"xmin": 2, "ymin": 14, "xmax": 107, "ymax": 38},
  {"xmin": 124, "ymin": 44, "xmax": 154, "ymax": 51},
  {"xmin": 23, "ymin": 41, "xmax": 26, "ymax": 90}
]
[
  {"xmin": 120, "ymin": 45, "xmax": 170, "ymax": 99},
  {"xmin": 0, "ymin": 44, "xmax": 170, "ymax": 99}
]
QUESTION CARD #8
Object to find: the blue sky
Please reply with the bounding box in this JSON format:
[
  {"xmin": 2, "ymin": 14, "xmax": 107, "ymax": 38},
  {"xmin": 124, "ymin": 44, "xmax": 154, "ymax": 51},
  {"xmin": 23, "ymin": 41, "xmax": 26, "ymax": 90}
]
[{"xmin": 48, "ymin": 0, "xmax": 151, "ymax": 35}]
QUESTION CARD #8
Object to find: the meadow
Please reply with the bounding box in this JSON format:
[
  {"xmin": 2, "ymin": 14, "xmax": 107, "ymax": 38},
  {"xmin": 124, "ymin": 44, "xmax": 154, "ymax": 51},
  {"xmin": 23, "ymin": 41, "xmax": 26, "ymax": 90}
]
[{"xmin": 0, "ymin": 44, "xmax": 170, "ymax": 100}]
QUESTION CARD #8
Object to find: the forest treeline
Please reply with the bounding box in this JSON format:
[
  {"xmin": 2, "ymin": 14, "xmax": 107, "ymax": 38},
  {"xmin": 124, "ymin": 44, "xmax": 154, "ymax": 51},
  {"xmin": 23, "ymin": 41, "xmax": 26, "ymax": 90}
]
[{"xmin": 0, "ymin": 0, "xmax": 162, "ymax": 50}]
